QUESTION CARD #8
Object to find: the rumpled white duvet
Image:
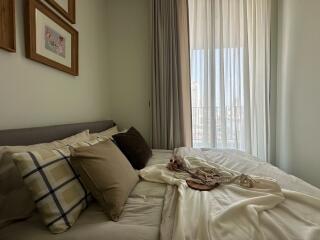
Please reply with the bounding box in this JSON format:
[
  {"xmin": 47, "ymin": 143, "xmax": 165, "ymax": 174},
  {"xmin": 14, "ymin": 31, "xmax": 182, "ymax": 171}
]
[{"xmin": 140, "ymin": 147, "xmax": 320, "ymax": 240}]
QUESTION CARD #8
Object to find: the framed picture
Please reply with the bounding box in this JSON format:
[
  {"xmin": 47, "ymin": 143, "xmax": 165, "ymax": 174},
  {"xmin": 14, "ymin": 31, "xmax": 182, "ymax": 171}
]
[
  {"xmin": 45, "ymin": 0, "xmax": 75, "ymax": 24},
  {"xmin": 25, "ymin": 0, "xmax": 78, "ymax": 76},
  {"xmin": 0, "ymin": 0, "xmax": 16, "ymax": 52}
]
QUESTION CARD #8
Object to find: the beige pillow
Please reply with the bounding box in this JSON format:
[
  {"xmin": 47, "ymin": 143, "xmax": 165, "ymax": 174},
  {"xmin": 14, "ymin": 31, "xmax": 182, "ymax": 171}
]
[
  {"xmin": 10, "ymin": 138, "xmax": 103, "ymax": 233},
  {"xmin": 0, "ymin": 130, "xmax": 90, "ymax": 161},
  {"xmin": 89, "ymin": 126, "xmax": 119, "ymax": 140},
  {"xmin": 0, "ymin": 130, "xmax": 90, "ymax": 229},
  {"xmin": 70, "ymin": 140, "xmax": 139, "ymax": 221},
  {"xmin": 54, "ymin": 130, "xmax": 91, "ymax": 147}
]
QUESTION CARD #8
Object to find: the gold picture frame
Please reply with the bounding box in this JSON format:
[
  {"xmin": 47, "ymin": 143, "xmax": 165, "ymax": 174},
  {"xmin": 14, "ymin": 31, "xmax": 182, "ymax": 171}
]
[
  {"xmin": 0, "ymin": 0, "xmax": 16, "ymax": 52},
  {"xmin": 25, "ymin": 0, "xmax": 79, "ymax": 76},
  {"xmin": 45, "ymin": 0, "xmax": 75, "ymax": 24}
]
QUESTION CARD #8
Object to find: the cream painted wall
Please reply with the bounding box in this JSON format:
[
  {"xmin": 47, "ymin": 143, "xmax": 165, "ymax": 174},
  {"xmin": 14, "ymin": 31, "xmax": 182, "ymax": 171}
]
[
  {"xmin": 0, "ymin": 0, "xmax": 110, "ymax": 130},
  {"xmin": 277, "ymin": 0, "xmax": 320, "ymax": 187},
  {"xmin": 105, "ymin": 0, "xmax": 152, "ymax": 142}
]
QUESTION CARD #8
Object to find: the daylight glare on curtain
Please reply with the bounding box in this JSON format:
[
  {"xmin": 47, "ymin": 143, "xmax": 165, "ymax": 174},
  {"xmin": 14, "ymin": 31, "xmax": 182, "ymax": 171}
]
[{"xmin": 189, "ymin": 0, "xmax": 271, "ymax": 161}]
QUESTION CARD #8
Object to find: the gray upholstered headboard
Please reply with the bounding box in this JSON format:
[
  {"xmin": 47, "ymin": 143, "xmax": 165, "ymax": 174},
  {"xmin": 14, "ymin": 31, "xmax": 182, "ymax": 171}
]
[{"xmin": 0, "ymin": 120, "xmax": 114, "ymax": 146}]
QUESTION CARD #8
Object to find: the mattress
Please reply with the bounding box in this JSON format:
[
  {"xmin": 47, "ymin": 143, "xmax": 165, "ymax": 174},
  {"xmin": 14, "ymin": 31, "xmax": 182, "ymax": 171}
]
[{"xmin": 0, "ymin": 150, "xmax": 173, "ymax": 240}]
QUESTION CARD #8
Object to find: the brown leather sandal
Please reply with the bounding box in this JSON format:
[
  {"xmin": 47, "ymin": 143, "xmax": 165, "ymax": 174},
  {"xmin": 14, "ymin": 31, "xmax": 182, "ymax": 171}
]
[{"xmin": 186, "ymin": 180, "xmax": 219, "ymax": 191}]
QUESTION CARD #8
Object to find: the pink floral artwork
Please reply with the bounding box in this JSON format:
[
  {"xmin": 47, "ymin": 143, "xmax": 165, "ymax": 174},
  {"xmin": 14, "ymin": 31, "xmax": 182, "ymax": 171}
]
[{"xmin": 44, "ymin": 25, "xmax": 66, "ymax": 58}]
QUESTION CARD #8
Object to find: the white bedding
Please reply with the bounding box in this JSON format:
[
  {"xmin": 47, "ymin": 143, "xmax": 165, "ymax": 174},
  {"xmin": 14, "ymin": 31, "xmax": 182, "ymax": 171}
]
[{"xmin": 140, "ymin": 147, "xmax": 320, "ymax": 240}]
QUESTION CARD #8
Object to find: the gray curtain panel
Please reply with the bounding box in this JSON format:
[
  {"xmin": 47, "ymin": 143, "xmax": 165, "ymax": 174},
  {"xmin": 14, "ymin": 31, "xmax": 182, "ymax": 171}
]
[{"xmin": 152, "ymin": 0, "xmax": 192, "ymax": 150}]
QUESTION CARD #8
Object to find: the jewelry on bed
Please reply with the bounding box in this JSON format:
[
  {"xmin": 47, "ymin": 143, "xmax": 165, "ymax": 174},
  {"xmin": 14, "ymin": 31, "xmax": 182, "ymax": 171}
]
[{"xmin": 167, "ymin": 155, "xmax": 257, "ymax": 190}]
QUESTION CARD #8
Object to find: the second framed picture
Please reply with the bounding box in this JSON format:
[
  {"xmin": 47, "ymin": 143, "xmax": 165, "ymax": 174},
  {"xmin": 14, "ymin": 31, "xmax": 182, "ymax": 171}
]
[
  {"xmin": 25, "ymin": 0, "xmax": 78, "ymax": 76},
  {"xmin": 45, "ymin": 0, "xmax": 75, "ymax": 24}
]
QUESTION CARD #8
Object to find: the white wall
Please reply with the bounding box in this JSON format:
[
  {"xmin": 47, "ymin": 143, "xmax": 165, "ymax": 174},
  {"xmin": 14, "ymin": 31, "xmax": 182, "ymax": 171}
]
[
  {"xmin": 0, "ymin": 0, "xmax": 111, "ymax": 130},
  {"xmin": 0, "ymin": 0, "xmax": 152, "ymax": 142},
  {"xmin": 105, "ymin": 0, "xmax": 152, "ymax": 142},
  {"xmin": 277, "ymin": 0, "xmax": 320, "ymax": 187}
]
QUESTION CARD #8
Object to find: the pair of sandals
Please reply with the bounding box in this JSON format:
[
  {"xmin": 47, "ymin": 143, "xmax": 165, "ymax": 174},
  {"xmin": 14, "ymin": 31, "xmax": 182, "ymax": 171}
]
[
  {"xmin": 168, "ymin": 156, "xmax": 255, "ymax": 191},
  {"xmin": 167, "ymin": 156, "xmax": 220, "ymax": 191}
]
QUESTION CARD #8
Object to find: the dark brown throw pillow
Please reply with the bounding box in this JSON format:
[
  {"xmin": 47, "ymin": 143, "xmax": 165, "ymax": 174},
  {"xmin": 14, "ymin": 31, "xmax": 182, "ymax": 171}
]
[
  {"xmin": 70, "ymin": 140, "xmax": 139, "ymax": 221},
  {"xmin": 112, "ymin": 127, "xmax": 152, "ymax": 170}
]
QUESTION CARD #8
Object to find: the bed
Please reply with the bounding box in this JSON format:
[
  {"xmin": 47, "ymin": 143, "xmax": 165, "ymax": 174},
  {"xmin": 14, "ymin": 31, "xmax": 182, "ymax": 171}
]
[{"xmin": 0, "ymin": 121, "xmax": 319, "ymax": 240}]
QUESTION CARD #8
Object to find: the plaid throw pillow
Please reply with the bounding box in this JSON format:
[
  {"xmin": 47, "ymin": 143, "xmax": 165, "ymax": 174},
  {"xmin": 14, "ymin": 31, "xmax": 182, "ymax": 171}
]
[{"xmin": 12, "ymin": 138, "xmax": 102, "ymax": 233}]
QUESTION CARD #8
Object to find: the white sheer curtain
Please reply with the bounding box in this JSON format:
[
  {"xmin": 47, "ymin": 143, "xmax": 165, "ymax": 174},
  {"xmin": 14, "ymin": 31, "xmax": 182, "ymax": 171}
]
[{"xmin": 189, "ymin": 0, "xmax": 271, "ymax": 161}]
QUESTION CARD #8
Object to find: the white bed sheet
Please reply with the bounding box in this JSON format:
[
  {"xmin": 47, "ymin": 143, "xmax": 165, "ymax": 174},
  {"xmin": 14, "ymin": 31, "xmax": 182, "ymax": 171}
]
[{"xmin": 151, "ymin": 148, "xmax": 320, "ymax": 240}]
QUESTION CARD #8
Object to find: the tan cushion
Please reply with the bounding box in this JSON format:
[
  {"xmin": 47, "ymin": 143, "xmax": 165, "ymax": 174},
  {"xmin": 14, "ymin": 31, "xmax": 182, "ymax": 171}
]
[
  {"xmin": 0, "ymin": 130, "xmax": 90, "ymax": 229},
  {"xmin": 89, "ymin": 126, "xmax": 119, "ymax": 140},
  {"xmin": 70, "ymin": 140, "xmax": 139, "ymax": 221}
]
